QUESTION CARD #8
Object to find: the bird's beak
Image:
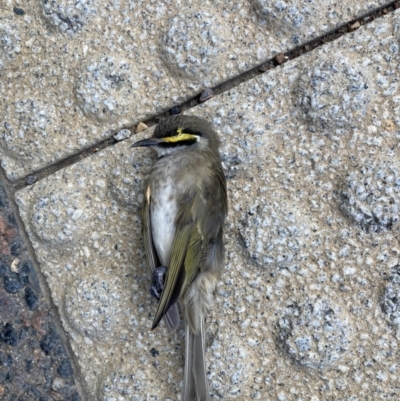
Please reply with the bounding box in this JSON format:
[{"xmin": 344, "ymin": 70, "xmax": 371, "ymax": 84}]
[{"xmin": 131, "ymin": 137, "xmax": 165, "ymax": 148}]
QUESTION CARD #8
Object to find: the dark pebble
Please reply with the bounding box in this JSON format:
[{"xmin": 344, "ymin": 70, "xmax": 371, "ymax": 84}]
[
  {"xmin": 259, "ymin": 62, "xmax": 273, "ymax": 72},
  {"xmin": 8, "ymin": 213, "xmax": 17, "ymax": 227},
  {"xmin": 1, "ymin": 323, "xmax": 19, "ymax": 346},
  {"xmin": 10, "ymin": 242, "xmax": 21, "ymax": 256},
  {"xmin": 29, "ymin": 386, "xmax": 41, "ymax": 397},
  {"xmin": 6, "ymin": 367, "xmax": 14, "ymax": 381},
  {"xmin": 4, "ymin": 274, "xmax": 23, "ymax": 293},
  {"xmin": 0, "ymin": 262, "xmax": 7, "ymax": 276},
  {"xmin": 20, "ymin": 262, "xmax": 31, "ymax": 285},
  {"xmin": 57, "ymin": 359, "xmax": 73, "ymax": 377},
  {"xmin": 0, "ymin": 289, "xmax": 14, "ymax": 317},
  {"xmin": 150, "ymin": 348, "xmax": 159, "ymax": 357},
  {"xmin": 291, "ymin": 35, "xmax": 300, "ymax": 45},
  {"xmin": 40, "ymin": 331, "xmax": 58, "ymax": 355},
  {"xmin": 13, "ymin": 6, "xmax": 26, "ymax": 15},
  {"xmin": 19, "ymin": 327, "xmax": 29, "ymax": 341},
  {"xmin": 170, "ymin": 106, "xmax": 181, "ymax": 115},
  {"xmin": 28, "ymin": 339, "xmax": 41, "ymax": 350},
  {"xmin": 20, "ymin": 274, "xmax": 29, "ymax": 285},
  {"xmin": 71, "ymin": 392, "xmax": 82, "ymax": 401},
  {"xmin": 26, "ymin": 359, "xmax": 33, "ymax": 372},
  {"xmin": 39, "ymin": 397, "xmax": 52, "ymax": 401},
  {"xmin": 0, "ymin": 352, "xmax": 13, "ymax": 366},
  {"xmin": 25, "ymin": 287, "xmax": 39, "ymax": 310},
  {"xmin": 20, "ymin": 261, "xmax": 32, "ymax": 275},
  {"xmin": 26, "ymin": 175, "xmax": 37, "ymax": 185},
  {"xmin": 44, "ymin": 367, "xmax": 52, "ymax": 385},
  {"xmin": 199, "ymin": 88, "xmax": 213, "ymax": 102},
  {"xmin": 54, "ymin": 344, "xmax": 66, "ymax": 356},
  {"xmin": 19, "ymin": 326, "xmax": 36, "ymax": 342}
]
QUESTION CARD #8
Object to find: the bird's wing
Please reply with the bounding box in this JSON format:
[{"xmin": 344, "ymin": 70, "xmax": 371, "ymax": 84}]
[
  {"xmin": 143, "ymin": 184, "xmax": 180, "ymax": 331},
  {"xmin": 200, "ymin": 164, "xmax": 228, "ymax": 239},
  {"xmin": 151, "ymin": 165, "xmax": 227, "ymax": 330},
  {"xmin": 142, "ymin": 184, "xmax": 160, "ymax": 276},
  {"xmin": 151, "ymin": 193, "xmax": 202, "ymax": 330}
]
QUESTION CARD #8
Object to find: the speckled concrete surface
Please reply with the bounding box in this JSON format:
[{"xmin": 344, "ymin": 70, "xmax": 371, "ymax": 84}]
[
  {"xmin": 14, "ymin": 9, "xmax": 400, "ymax": 400},
  {"xmin": 0, "ymin": 0, "xmax": 393, "ymax": 181}
]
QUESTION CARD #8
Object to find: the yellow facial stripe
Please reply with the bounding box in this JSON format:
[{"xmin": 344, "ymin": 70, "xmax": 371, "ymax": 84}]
[{"xmin": 164, "ymin": 128, "xmax": 198, "ymax": 143}]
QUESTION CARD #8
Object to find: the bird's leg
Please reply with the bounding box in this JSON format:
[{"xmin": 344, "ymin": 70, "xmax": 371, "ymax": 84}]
[{"xmin": 150, "ymin": 266, "xmax": 167, "ymax": 300}]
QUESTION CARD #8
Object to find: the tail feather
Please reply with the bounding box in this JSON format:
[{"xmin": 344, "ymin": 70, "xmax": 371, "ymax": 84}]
[
  {"xmin": 164, "ymin": 304, "xmax": 180, "ymax": 331},
  {"xmin": 182, "ymin": 319, "xmax": 209, "ymax": 401}
]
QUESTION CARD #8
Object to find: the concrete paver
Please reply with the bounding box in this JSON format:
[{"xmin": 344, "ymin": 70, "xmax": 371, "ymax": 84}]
[
  {"xmin": 14, "ymin": 9, "xmax": 400, "ymax": 400},
  {"xmin": 0, "ymin": 0, "xmax": 394, "ymax": 180}
]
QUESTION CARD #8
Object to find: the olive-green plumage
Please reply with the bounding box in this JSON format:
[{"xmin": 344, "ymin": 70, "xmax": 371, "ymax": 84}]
[{"xmin": 132, "ymin": 115, "xmax": 227, "ymax": 401}]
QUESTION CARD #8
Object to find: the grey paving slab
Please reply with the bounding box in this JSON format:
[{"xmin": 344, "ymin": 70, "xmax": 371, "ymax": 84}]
[
  {"xmin": 0, "ymin": 0, "xmax": 393, "ymax": 180},
  {"xmin": 15, "ymin": 9, "xmax": 400, "ymax": 401}
]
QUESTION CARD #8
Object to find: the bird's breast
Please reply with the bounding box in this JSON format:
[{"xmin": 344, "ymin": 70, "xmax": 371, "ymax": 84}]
[{"xmin": 150, "ymin": 177, "xmax": 178, "ymax": 266}]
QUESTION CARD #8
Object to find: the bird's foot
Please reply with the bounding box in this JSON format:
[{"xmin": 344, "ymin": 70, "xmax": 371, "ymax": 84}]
[{"xmin": 150, "ymin": 266, "xmax": 167, "ymax": 300}]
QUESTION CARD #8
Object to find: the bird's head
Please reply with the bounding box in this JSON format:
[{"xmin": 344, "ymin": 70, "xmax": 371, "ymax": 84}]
[{"xmin": 131, "ymin": 115, "xmax": 220, "ymax": 158}]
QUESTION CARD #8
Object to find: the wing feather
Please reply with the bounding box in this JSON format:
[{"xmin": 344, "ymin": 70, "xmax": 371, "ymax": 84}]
[
  {"xmin": 143, "ymin": 184, "xmax": 180, "ymax": 331},
  {"xmin": 142, "ymin": 184, "xmax": 159, "ymax": 276},
  {"xmin": 151, "ymin": 222, "xmax": 192, "ymax": 329}
]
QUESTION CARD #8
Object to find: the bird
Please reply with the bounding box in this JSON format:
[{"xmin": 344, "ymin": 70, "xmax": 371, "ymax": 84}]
[{"xmin": 131, "ymin": 114, "xmax": 228, "ymax": 401}]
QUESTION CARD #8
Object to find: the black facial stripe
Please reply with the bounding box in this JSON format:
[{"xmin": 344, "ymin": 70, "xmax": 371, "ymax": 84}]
[{"xmin": 159, "ymin": 139, "xmax": 197, "ymax": 147}]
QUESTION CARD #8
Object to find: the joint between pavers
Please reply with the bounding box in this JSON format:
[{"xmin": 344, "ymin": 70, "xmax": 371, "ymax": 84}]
[{"xmin": 5, "ymin": 0, "xmax": 400, "ymax": 191}]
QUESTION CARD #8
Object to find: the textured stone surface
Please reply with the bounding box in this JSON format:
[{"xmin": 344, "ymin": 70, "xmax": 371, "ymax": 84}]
[
  {"xmin": 0, "ymin": 15, "xmax": 22, "ymax": 70},
  {"xmin": 41, "ymin": 0, "xmax": 97, "ymax": 34},
  {"xmin": 0, "ymin": 181, "xmax": 81, "ymax": 400},
  {"xmin": 297, "ymin": 57, "xmax": 374, "ymax": 130},
  {"xmin": 0, "ymin": 0, "xmax": 392, "ymax": 180},
  {"xmin": 277, "ymin": 297, "xmax": 353, "ymax": 369},
  {"xmin": 381, "ymin": 266, "xmax": 400, "ymax": 336},
  {"xmin": 15, "ymin": 9, "xmax": 400, "ymax": 401},
  {"xmin": 252, "ymin": 0, "xmax": 313, "ymax": 32},
  {"xmin": 159, "ymin": 11, "xmax": 229, "ymax": 82},
  {"xmin": 340, "ymin": 161, "xmax": 400, "ymax": 232}
]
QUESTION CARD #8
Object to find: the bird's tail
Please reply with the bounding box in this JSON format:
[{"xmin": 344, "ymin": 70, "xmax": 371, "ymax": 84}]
[
  {"xmin": 181, "ymin": 318, "xmax": 209, "ymax": 401},
  {"xmin": 164, "ymin": 303, "xmax": 180, "ymax": 331}
]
